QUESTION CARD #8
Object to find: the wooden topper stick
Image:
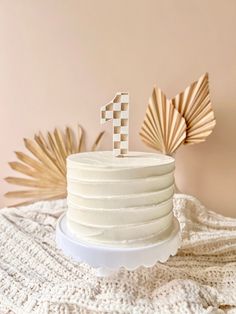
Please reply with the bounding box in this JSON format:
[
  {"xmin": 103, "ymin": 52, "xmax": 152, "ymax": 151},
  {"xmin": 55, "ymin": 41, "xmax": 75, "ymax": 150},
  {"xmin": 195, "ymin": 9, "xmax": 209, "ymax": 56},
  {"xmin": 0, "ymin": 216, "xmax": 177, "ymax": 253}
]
[{"xmin": 100, "ymin": 92, "xmax": 129, "ymax": 157}]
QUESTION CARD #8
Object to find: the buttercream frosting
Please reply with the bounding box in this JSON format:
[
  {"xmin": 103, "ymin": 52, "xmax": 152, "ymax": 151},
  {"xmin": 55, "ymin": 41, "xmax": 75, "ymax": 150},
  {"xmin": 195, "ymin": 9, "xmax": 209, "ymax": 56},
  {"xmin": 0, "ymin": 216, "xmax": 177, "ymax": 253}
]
[{"xmin": 66, "ymin": 151, "xmax": 175, "ymax": 247}]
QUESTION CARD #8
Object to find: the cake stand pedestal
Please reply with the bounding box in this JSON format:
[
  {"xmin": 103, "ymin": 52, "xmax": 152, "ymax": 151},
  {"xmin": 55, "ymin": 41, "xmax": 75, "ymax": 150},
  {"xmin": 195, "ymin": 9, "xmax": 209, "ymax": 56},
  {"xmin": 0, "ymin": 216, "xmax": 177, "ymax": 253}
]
[{"xmin": 56, "ymin": 214, "xmax": 181, "ymax": 277}]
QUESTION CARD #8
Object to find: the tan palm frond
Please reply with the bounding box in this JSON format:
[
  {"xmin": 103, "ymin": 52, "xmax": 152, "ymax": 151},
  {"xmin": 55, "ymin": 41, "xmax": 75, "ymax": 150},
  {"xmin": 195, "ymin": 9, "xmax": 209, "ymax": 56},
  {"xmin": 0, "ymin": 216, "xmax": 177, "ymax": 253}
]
[
  {"xmin": 4, "ymin": 125, "xmax": 105, "ymax": 207},
  {"xmin": 140, "ymin": 87, "xmax": 187, "ymax": 155},
  {"xmin": 171, "ymin": 73, "xmax": 216, "ymax": 145},
  {"xmin": 140, "ymin": 73, "xmax": 216, "ymax": 155}
]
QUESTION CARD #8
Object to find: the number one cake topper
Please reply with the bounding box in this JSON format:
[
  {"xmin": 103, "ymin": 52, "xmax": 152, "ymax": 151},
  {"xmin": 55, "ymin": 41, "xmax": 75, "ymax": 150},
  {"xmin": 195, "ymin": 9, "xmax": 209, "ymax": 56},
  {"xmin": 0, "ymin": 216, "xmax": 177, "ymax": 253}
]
[{"xmin": 100, "ymin": 92, "xmax": 129, "ymax": 157}]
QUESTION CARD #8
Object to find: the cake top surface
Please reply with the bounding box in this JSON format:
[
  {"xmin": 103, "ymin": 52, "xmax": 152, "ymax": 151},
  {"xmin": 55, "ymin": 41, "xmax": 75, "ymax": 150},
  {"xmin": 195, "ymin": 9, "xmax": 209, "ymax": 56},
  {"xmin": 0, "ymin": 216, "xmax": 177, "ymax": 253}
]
[{"xmin": 67, "ymin": 151, "xmax": 174, "ymax": 169}]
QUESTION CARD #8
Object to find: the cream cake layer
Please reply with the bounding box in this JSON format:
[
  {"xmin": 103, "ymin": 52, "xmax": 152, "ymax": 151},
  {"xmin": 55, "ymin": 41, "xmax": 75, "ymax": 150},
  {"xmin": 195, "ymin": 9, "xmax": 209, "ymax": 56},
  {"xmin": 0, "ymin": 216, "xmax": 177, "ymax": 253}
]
[
  {"xmin": 66, "ymin": 151, "xmax": 175, "ymax": 247},
  {"xmin": 67, "ymin": 172, "xmax": 174, "ymax": 196},
  {"xmin": 67, "ymin": 211, "xmax": 173, "ymax": 245},
  {"xmin": 67, "ymin": 197, "xmax": 173, "ymax": 226},
  {"xmin": 67, "ymin": 151, "xmax": 175, "ymax": 180},
  {"xmin": 67, "ymin": 185, "xmax": 174, "ymax": 209}
]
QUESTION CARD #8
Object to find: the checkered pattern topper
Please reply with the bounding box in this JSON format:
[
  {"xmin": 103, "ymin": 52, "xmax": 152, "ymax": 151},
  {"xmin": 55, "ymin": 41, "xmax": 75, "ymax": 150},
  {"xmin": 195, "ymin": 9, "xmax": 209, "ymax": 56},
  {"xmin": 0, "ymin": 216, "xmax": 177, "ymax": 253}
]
[{"xmin": 100, "ymin": 92, "xmax": 129, "ymax": 157}]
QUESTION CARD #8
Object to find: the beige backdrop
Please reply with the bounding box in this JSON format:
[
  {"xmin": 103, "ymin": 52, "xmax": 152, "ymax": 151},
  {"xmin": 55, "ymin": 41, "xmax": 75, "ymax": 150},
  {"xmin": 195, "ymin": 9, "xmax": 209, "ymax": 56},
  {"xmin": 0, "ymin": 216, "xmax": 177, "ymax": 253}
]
[{"xmin": 0, "ymin": 0, "xmax": 236, "ymax": 216}]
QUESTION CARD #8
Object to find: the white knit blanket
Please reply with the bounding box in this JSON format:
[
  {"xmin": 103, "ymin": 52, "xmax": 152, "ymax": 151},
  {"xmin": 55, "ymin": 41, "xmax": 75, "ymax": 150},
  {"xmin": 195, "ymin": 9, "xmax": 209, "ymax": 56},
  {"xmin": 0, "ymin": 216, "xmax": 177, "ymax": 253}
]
[{"xmin": 0, "ymin": 194, "xmax": 236, "ymax": 314}]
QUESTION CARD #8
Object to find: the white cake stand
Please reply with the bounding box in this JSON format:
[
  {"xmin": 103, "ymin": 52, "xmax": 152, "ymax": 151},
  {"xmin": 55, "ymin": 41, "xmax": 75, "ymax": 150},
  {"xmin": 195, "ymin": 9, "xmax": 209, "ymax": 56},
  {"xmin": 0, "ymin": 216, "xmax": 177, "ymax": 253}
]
[{"xmin": 56, "ymin": 214, "xmax": 181, "ymax": 277}]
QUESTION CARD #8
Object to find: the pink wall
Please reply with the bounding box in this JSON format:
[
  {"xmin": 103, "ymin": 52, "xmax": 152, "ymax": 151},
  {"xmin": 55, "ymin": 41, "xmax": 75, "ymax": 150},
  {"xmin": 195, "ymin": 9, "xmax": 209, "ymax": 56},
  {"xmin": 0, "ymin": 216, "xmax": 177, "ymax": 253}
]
[{"xmin": 1, "ymin": 0, "xmax": 236, "ymax": 216}]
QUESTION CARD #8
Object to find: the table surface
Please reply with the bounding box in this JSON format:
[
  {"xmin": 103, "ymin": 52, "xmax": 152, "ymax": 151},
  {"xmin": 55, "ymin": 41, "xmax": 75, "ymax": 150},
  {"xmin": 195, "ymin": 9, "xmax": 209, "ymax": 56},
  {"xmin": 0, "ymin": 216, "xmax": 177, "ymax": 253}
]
[{"xmin": 0, "ymin": 194, "xmax": 235, "ymax": 314}]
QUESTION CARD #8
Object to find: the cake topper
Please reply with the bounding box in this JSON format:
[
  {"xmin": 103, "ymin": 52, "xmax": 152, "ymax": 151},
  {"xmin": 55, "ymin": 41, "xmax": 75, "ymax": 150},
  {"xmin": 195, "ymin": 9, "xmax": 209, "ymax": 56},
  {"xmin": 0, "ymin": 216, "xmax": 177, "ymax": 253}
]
[
  {"xmin": 140, "ymin": 73, "xmax": 216, "ymax": 155},
  {"xmin": 100, "ymin": 92, "xmax": 129, "ymax": 156}
]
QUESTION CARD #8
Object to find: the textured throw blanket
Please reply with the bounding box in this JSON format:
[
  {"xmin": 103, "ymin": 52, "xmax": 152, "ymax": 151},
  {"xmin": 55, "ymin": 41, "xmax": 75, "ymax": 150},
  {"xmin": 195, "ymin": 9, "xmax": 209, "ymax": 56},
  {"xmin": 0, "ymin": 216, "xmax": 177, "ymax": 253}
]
[{"xmin": 0, "ymin": 194, "xmax": 236, "ymax": 313}]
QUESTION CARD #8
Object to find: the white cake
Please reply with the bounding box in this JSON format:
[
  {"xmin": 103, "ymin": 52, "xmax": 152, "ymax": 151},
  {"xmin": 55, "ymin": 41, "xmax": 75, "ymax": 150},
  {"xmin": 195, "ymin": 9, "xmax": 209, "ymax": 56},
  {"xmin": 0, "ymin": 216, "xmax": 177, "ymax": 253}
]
[{"xmin": 66, "ymin": 151, "xmax": 175, "ymax": 247}]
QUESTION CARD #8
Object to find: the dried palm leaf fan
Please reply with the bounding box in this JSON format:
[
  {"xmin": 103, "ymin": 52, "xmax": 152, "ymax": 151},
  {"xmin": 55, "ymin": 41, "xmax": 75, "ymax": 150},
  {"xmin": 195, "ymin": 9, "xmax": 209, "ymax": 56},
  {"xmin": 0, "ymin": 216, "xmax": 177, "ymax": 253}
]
[
  {"xmin": 4, "ymin": 125, "xmax": 105, "ymax": 207},
  {"xmin": 171, "ymin": 73, "xmax": 216, "ymax": 145},
  {"xmin": 140, "ymin": 87, "xmax": 187, "ymax": 155},
  {"xmin": 140, "ymin": 73, "xmax": 216, "ymax": 155}
]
